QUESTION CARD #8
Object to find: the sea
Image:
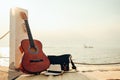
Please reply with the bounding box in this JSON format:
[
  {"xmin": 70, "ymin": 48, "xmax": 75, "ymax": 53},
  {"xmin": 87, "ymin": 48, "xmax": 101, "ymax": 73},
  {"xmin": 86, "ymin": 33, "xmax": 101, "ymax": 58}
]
[{"xmin": 0, "ymin": 40, "xmax": 120, "ymax": 67}]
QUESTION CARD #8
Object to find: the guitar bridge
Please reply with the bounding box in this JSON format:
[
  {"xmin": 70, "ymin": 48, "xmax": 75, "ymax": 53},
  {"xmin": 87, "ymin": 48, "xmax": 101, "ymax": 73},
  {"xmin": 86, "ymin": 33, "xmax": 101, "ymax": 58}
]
[{"xmin": 30, "ymin": 59, "xmax": 43, "ymax": 63}]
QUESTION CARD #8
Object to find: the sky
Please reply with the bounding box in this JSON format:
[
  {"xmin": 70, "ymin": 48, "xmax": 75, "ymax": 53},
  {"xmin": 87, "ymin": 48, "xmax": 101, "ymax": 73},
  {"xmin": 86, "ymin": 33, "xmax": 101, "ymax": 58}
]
[{"xmin": 0, "ymin": 0, "xmax": 120, "ymax": 46}]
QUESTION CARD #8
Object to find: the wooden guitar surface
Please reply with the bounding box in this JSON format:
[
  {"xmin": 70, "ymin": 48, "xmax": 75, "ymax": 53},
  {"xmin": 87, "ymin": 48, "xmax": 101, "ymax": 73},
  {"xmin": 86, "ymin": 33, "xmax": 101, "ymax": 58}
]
[{"xmin": 20, "ymin": 39, "xmax": 50, "ymax": 73}]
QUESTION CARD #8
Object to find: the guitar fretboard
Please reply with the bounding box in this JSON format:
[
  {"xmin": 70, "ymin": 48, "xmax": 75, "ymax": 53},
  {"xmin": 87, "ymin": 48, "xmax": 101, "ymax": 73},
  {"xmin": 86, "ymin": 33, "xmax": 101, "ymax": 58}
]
[{"xmin": 24, "ymin": 20, "xmax": 35, "ymax": 48}]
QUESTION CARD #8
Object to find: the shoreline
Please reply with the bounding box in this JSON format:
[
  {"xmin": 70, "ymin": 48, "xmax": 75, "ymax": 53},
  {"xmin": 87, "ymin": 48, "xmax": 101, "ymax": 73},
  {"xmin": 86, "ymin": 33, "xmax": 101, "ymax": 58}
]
[{"xmin": 0, "ymin": 64, "xmax": 120, "ymax": 80}]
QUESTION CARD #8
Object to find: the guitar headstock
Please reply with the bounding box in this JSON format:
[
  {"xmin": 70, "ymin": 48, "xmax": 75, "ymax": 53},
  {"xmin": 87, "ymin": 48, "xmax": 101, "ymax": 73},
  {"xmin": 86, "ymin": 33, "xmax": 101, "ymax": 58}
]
[{"xmin": 20, "ymin": 12, "xmax": 28, "ymax": 20}]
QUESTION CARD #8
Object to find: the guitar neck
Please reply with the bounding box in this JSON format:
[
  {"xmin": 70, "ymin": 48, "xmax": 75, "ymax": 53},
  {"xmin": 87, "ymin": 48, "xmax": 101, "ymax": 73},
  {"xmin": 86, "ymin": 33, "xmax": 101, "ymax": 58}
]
[{"xmin": 24, "ymin": 20, "xmax": 35, "ymax": 48}]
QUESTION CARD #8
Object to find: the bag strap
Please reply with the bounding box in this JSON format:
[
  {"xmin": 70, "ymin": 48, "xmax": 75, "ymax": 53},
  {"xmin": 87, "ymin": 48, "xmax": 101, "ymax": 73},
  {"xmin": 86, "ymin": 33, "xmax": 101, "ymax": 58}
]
[{"xmin": 69, "ymin": 56, "xmax": 77, "ymax": 70}]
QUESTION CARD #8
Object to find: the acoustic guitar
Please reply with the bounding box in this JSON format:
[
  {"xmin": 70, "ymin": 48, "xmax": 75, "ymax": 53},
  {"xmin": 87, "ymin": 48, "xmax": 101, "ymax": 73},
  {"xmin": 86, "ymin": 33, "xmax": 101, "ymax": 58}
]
[{"xmin": 19, "ymin": 12, "xmax": 50, "ymax": 74}]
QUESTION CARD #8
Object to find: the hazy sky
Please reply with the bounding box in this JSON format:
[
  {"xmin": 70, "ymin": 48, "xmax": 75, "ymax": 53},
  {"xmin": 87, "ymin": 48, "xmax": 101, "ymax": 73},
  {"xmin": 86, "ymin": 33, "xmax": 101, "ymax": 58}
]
[{"xmin": 0, "ymin": 0, "xmax": 120, "ymax": 46}]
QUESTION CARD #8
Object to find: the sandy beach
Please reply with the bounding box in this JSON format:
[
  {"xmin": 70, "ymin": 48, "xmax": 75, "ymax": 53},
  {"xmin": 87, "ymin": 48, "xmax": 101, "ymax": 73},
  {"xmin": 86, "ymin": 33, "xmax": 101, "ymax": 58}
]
[
  {"xmin": 0, "ymin": 64, "xmax": 120, "ymax": 80},
  {"xmin": 78, "ymin": 64, "xmax": 120, "ymax": 80}
]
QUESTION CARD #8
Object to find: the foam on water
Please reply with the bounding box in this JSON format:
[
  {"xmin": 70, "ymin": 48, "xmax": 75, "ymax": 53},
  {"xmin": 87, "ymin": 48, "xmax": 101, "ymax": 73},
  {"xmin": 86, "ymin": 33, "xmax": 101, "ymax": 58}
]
[{"xmin": 0, "ymin": 47, "xmax": 9, "ymax": 66}]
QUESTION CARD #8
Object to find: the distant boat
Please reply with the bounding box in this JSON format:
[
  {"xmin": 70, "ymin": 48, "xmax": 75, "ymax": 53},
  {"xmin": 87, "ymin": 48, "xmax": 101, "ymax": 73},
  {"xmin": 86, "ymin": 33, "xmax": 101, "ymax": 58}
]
[{"xmin": 84, "ymin": 45, "xmax": 93, "ymax": 48}]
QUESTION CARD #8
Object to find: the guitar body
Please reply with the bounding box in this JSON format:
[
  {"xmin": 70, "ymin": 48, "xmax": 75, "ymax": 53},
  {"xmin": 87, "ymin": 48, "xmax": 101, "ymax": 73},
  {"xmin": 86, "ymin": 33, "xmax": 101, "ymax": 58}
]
[{"xmin": 20, "ymin": 39, "xmax": 50, "ymax": 74}]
